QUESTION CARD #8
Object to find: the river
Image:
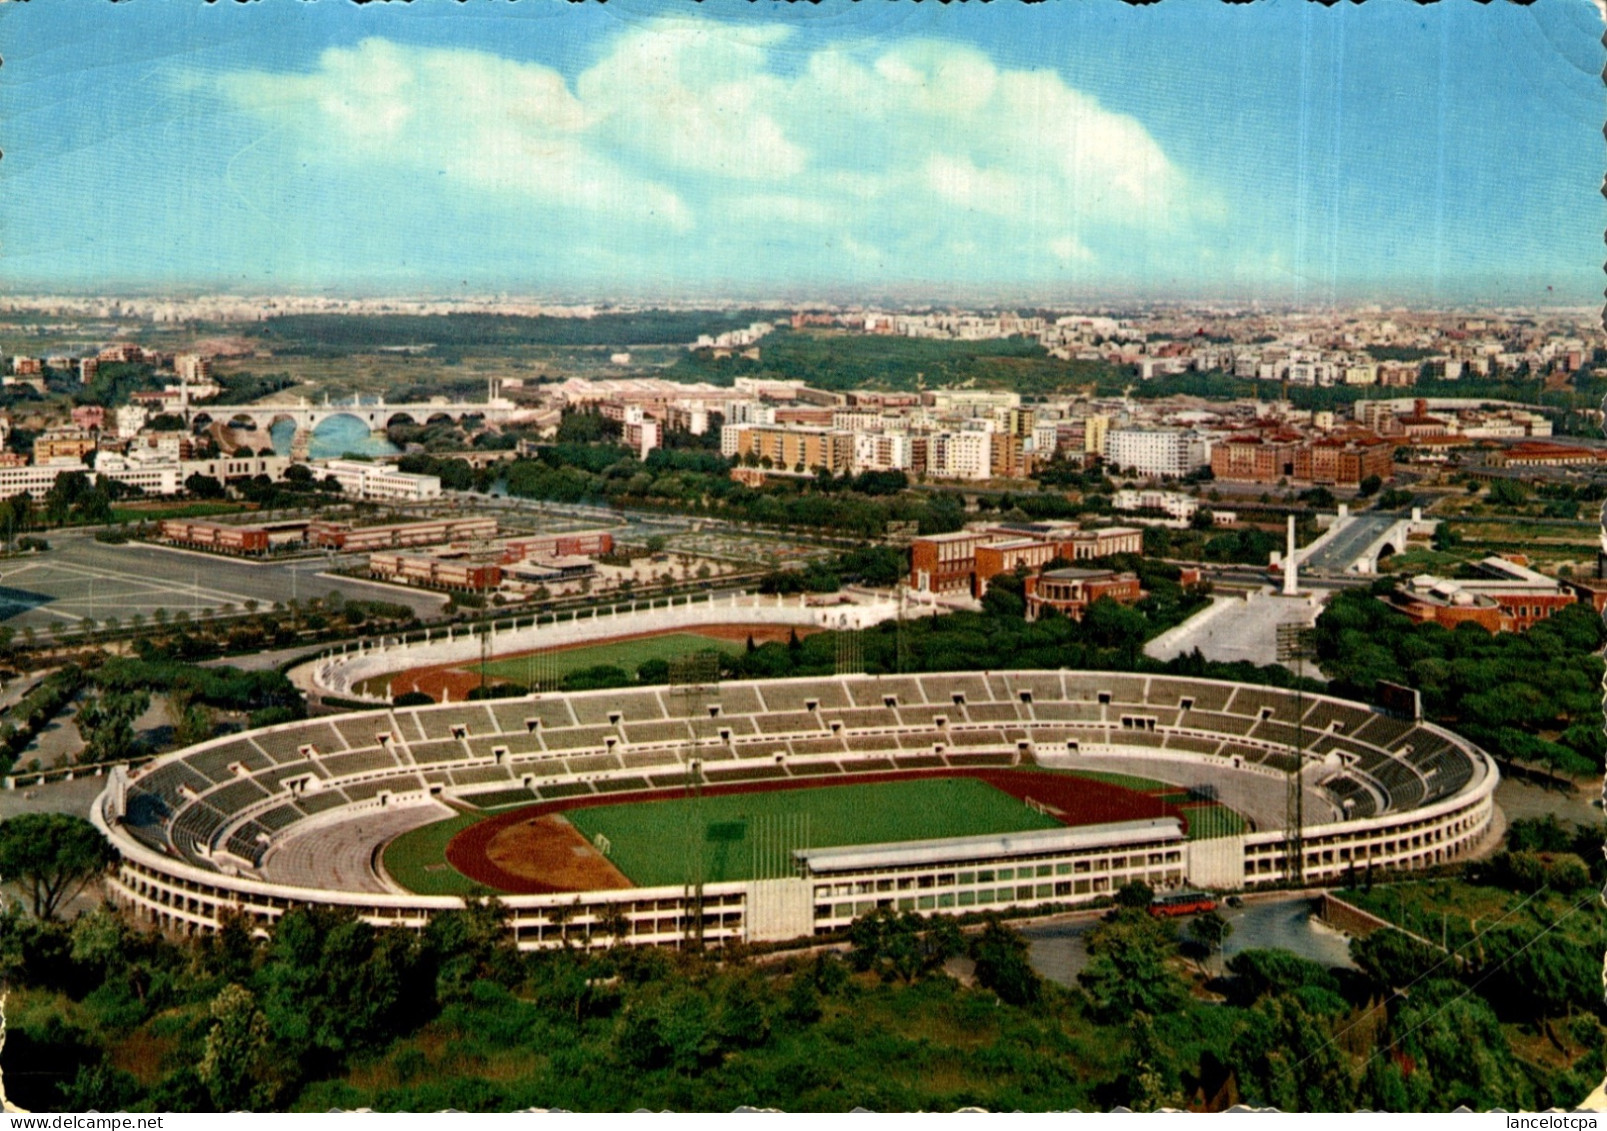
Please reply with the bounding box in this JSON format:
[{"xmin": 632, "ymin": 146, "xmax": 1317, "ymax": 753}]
[
  {"xmin": 269, "ymin": 415, "xmax": 400, "ymax": 460},
  {"xmin": 1023, "ymin": 895, "xmax": 1357, "ymax": 987}
]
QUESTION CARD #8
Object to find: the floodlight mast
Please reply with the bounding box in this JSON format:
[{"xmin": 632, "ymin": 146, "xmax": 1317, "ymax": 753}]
[
  {"xmin": 1276, "ymin": 622, "xmax": 1316, "ymax": 885},
  {"xmin": 670, "ymin": 651, "xmax": 719, "ymax": 950}
]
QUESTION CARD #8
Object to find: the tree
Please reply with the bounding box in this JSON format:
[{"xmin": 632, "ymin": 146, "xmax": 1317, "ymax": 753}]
[
  {"xmin": 1487, "ymin": 478, "xmax": 1529, "ymax": 509},
  {"xmin": 1115, "ymin": 880, "xmax": 1155, "ymax": 909},
  {"xmin": 77, "ymin": 686, "xmax": 150, "ymax": 764},
  {"xmin": 197, "ymin": 983, "xmax": 277, "ymax": 1111},
  {"xmin": 0, "ymin": 813, "xmax": 117, "ymax": 919},
  {"xmin": 1188, "ymin": 909, "xmax": 1232, "ymax": 973},
  {"xmin": 1115, "ymin": 1012, "xmax": 1185, "ymax": 1111},
  {"xmin": 1079, "ymin": 910, "xmax": 1186, "ymax": 1021},
  {"xmin": 970, "ymin": 918, "xmax": 1041, "ymax": 1006},
  {"xmin": 1229, "ymin": 993, "xmax": 1357, "ymax": 1111},
  {"xmin": 1351, "ymin": 927, "xmax": 1443, "ymax": 991},
  {"xmin": 1358, "ymin": 474, "xmax": 1383, "ymax": 497},
  {"xmin": 185, "ymin": 473, "xmax": 226, "ymax": 500}
]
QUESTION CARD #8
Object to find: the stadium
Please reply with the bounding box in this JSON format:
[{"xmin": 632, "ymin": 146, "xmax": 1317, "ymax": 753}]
[{"xmin": 93, "ymin": 670, "xmax": 1498, "ymax": 950}]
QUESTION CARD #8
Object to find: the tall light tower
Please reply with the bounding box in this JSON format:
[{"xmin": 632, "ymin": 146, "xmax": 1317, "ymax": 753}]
[
  {"xmin": 670, "ymin": 651, "xmax": 720, "ymax": 950},
  {"xmin": 1276, "ymin": 622, "xmax": 1316, "ymax": 885}
]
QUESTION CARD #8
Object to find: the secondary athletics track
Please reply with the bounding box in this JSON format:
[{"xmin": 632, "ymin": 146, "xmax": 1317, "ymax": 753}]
[
  {"xmin": 372, "ymin": 623, "xmax": 817, "ymax": 703},
  {"xmin": 442, "ymin": 767, "xmax": 1208, "ymax": 895}
]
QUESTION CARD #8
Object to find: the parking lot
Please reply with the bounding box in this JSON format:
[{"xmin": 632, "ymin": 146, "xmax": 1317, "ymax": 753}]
[{"xmin": 0, "ymin": 530, "xmax": 449, "ymax": 630}]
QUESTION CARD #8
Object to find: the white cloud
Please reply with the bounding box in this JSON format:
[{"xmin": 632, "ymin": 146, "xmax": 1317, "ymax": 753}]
[{"xmin": 209, "ymin": 20, "xmax": 1205, "ymax": 283}]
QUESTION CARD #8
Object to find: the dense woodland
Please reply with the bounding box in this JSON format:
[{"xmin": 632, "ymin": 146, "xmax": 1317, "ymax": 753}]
[
  {"xmin": 1315, "ymin": 586, "xmax": 1607, "ymax": 776},
  {"xmin": 2, "ymin": 840, "xmax": 1600, "ymax": 1113},
  {"xmin": 250, "ymin": 311, "xmax": 790, "ymax": 354}
]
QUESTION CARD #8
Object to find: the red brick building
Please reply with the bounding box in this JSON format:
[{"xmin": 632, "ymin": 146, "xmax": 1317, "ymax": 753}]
[
  {"xmin": 1212, "ymin": 428, "xmax": 1392, "ymax": 486},
  {"xmin": 913, "ymin": 525, "xmax": 1146, "ymax": 597},
  {"xmin": 1024, "ymin": 568, "xmax": 1143, "ymax": 621},
  {"xmin": 1386, "ymin": 558, "xmax": 1579, "ymax": 633},
  {"xmin": 1294, "ymin": 432, "xmax": 1395, "ymax": 485}
]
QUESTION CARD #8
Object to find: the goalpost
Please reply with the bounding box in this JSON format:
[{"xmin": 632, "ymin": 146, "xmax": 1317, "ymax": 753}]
[{"xmin": 1024, "ymin": 796, "xmax": 1050, "ymax": 818}]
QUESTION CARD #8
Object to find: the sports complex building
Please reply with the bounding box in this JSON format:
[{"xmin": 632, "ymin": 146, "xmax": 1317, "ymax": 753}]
[{"xmin": 94, "ymin": 670, "xmax": 1497, "ymax": 950}]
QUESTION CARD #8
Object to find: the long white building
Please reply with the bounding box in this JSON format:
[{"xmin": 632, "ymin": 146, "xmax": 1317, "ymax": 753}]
[
  {"xmin": 1104, "ymin": 428, "xmax": 1210, "ymax": 478},
  {"xmin": 318, "ymin": 459, "xmax": 442, "ymax": 502}
]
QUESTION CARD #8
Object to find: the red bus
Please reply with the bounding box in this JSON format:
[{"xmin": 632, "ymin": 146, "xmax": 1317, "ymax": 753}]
[{"xmin": 1149, "ymin": 891, "xmax": 1217, "ymax": 917}]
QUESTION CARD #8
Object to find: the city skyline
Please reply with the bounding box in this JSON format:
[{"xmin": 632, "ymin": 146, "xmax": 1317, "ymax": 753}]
[{"xmin": 2, "ymin": 0, "xmax": 1601, "ymax": 304}]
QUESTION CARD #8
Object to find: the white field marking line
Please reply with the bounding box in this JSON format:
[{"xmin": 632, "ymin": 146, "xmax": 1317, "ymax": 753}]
[{"xmin": 39, "ymin": 560, "xmax": 259, "ymax": 606}]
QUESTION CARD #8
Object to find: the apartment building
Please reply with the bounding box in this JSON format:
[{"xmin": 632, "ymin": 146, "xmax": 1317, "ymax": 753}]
[
  {"xmin": 727, "ymin": 425, "xmax": 855, "ymax": 475},
  {"xmin": 1104, "ymin": 429, "xmax": 1209, "ymax": 478}
]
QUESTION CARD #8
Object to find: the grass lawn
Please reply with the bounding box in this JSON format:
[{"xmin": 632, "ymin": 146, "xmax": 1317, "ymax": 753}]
[
  {"xmin": 566, "ymin": 777, "xmax": 1063, "ymax": 887},
  {"xmin": 1177, "ymin": 804, "xmax": 1247, "ymax": 840},
  {"xmin": 1335, "ymin": 878, "xmax": 1604, "ymax": 954},
  {"xmin": 381, "ymin": 813, "xmax": 486, "ymax": 896},
  {"xmin": 480, "ymin": 632, "xmax": 741, "ymax": 684}
]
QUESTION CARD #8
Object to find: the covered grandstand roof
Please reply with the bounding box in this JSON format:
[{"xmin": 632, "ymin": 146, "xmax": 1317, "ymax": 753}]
[{"xmin": 795, "ymin": 817, "xmax": 1184, "ymax": 874}]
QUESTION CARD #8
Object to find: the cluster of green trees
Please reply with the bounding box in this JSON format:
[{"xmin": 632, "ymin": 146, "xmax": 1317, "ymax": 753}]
[
  {"xmin": 253, "ymin": 310, "xmax": 787, "ymax": 353},
  {"xmin": 673, "ymin": 328, "xmax": 1118, "ymax": 398},
  {"xmin": 92, "ymin": 658, "xmax": 304, "ymax": 730},
  {"xmin": 0, "ymin": 666, "xmax": 88, "ymax": 771},
  {"xmin": 755, "ymin": 546, "xmax": 907, "ymax": 594},
  {"xmin": 75, "ymin": 362, "xmax": 164, "ymax": 409},
  {"xmin": 0, "ymin": 592, "xmax": 417, "ymax": 670},
  {"xmin": 1140, "ymin": 524, "xmax": 1292, "ymax": 566},
  {"xmin": 1314, "ymin": 587, "xmax": 1606, "ymax": 775},
  {"xmin": 201, "ymin": 370, "xmax": 299, "ymax": 407},
  {"xmin": 500, "ymin": 443, "xmax": 968, "ymax": 540},
  {"xmin": 94, "ymin": 595, "xmax": 420, "ymax": 669}
]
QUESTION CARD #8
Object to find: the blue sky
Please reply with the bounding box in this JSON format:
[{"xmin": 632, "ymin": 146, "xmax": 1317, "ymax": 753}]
[{"xmin": 1, "ymin": 0, "xmax": 1600, "ymax": 305}]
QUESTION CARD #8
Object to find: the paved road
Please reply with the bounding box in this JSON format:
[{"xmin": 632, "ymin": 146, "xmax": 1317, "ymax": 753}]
[
  {"xmin": 0, "ymin": 530, "xmax": 450, "ymax": 630},
  {"xmin": 1302, "ymin": 512, "xmax": 1403, "ymax": 574}
]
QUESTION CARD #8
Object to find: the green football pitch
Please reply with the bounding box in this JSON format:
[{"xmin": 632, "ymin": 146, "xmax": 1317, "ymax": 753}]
[
  {"xmin": 479, "ymin": 632, "xmax": 741, "ymax": 684},
  {"xmin": 564, "ymin": 777, "xmax": 1063, "ymax": 888}
]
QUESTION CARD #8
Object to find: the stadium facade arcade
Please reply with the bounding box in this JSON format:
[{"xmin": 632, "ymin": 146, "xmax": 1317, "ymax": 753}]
[{"xmin": 94, "ymin": 671, "xmax": 1497, "ymax": 949}]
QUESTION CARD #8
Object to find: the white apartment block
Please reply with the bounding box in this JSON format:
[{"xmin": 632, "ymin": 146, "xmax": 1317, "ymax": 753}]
[
  {"xmin": 929, "ymin": 431, "xmax": 993, "ymax": 480},
  {"xmin": 114, "ymin": 405, "xmax": 150, "ymax": 439},
  {"xmin": 1104, "ymin": 429, "xmax": 1209, "ymax": 479},
  {"xmin": 723, "ymin": 400, "xmax": 775, "ymax": 427},
  {"xmin": 833, "ymin": 410, "xmax": 886, "ymax": 433},
  {"xmin": 852, "ymin": 432, "xmax": 912, "ymax": 473},
  {"xmin": 320, "ymin": 459, "xmax": 442, "ymax": 502}
]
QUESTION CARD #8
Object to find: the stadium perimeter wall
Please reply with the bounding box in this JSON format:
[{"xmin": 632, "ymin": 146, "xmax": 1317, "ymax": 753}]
[
  {"xmin": 93, "ymin": 671, "xmax": 1498, "ymax": 950},
  {"xmin": 300, "ymin": 590, "xmax": 910, "ymax": 704}
]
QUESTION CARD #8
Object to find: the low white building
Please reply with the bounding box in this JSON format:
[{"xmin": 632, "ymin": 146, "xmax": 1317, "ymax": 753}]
[
  {"xmin": 1112, "ymin": 488, "xmax": 1198, "ymax": 522},
  {"xmin": 95, "ymin": 452, "xmax": 294, "ymax": 496},
  {"xmin": 318, "ymin": 459, "xmax": 441, "ymax": 502},
  {"xmin": 0, "ymin": 463, "xmax": 82, "ymax": 499}
]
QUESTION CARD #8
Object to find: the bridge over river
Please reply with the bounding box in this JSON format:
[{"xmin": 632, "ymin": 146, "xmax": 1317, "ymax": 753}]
[{"xmin": 197, "ymin": 396, "xmax": 518, "ymax": 454}]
